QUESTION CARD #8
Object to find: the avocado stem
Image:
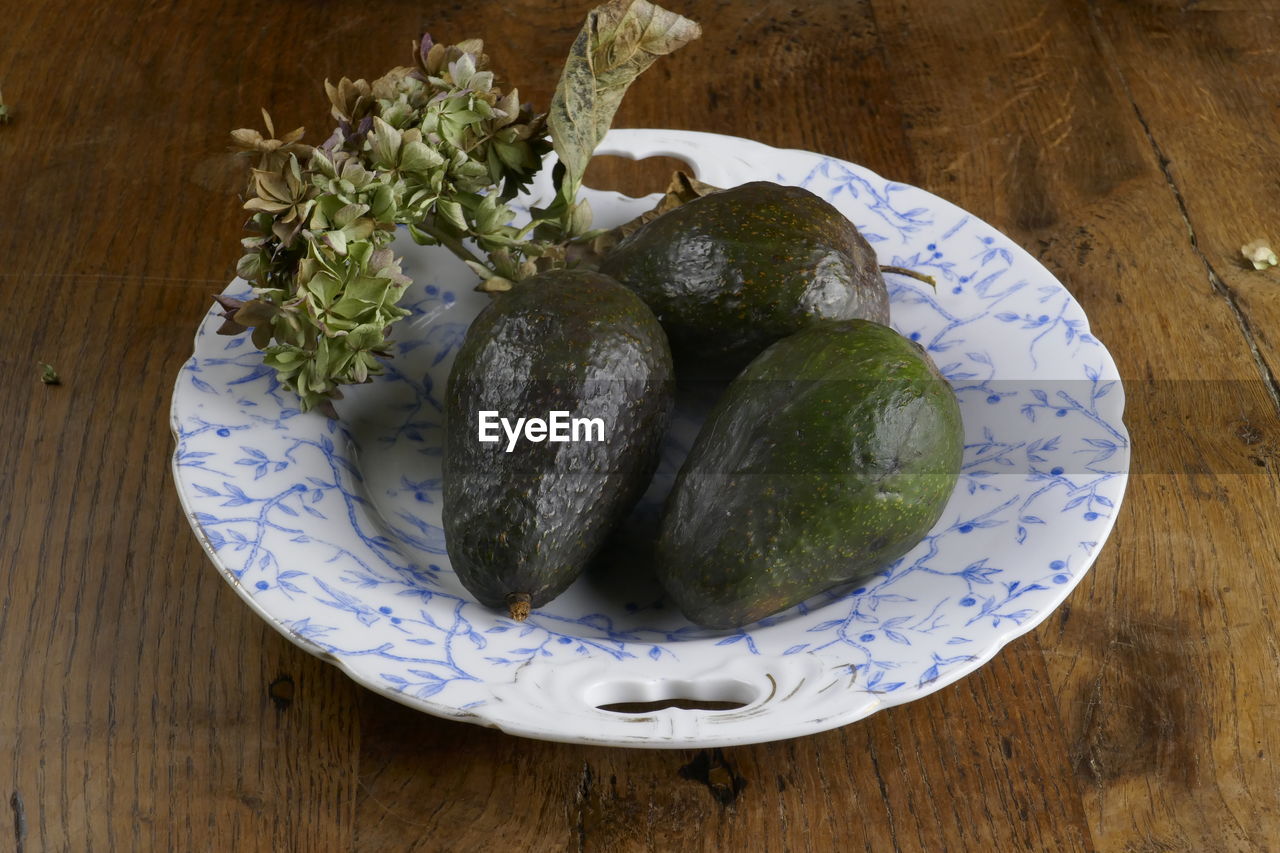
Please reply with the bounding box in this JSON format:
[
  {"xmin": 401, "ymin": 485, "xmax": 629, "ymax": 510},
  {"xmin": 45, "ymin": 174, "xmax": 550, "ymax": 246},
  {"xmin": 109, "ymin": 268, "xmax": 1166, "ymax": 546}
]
[
  {"xmin": 506, "ymin": 592, "xmax": 532, "ymax": 622},
  {"xmin": 879, "ymin": 265, "xmax": 937, "ymax": 289}
]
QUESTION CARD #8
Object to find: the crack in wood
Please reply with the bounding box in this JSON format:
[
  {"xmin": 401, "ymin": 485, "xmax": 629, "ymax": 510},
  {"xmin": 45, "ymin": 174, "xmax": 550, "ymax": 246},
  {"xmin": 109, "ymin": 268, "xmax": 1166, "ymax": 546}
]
[
  {"xmin": 1086, "ymin": 0, "xmax": 1280, "ymax": 417},
  {"xmin": 10, "ymin": 791, "xmax": 25, "ymax": 853},
  {"xmin": 575, "ymin": 761, "xmax": 592, "ymax": 853},
  {"xmin": 867, "ymin": 751, "xmax": 901, "ymax": 850}
]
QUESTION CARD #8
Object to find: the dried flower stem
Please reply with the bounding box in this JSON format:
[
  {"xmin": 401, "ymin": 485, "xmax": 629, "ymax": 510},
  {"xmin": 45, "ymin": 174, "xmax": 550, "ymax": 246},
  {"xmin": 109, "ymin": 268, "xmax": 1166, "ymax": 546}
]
[
  {"xmin": 413, "ymin": 219, "xmax": 486, "ymax": 267},
  {"xmin": 880, "ymin": 265, "xmax": 937, "ymax": 289}
]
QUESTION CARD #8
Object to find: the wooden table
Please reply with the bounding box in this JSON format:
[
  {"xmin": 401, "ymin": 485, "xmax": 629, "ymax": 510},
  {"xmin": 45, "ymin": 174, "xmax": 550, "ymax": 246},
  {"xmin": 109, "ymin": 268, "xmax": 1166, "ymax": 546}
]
[{"xmin": 3, "ymin": 0, "xmax": 1278, "ymax": 849}]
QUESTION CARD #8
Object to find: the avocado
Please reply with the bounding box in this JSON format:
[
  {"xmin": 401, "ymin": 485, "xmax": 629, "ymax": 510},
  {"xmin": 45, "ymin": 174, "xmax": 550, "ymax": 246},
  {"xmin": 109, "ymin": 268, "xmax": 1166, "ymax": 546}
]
[
  {"xmin": 655, "ymin": 320, "xmax": 962, "ymax": 629},
  {"xmin": 599, "ymin": 181, "xmax": 888, "ymax": 375},
  {"xmin": 443, "ymin": 269, "xmax": 674, "ymax": 620}
]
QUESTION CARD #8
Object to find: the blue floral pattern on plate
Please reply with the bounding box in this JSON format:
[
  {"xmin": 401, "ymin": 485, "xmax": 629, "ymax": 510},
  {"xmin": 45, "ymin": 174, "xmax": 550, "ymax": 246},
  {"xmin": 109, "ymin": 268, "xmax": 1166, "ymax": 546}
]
[{"xmin": 170, "ymin": 130, "xmax": 1128, "ymax": 746}]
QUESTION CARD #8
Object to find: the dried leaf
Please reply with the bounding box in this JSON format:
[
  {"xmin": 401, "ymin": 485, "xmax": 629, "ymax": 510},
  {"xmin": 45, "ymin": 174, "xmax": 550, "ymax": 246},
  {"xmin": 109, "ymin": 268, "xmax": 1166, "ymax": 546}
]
[
  {"xmin": 369, "ymin": 117, "xmax": 402, "ymax": 170},
  {"xmin": 399, "ymin": 139, "xmax": 444, "ymax": 174},
  {"xmin": 583, "ymin": 169, "xmax": 719, "ymax": 262},
  {"xmin": 235, "ymin": 299, "xmax": 279, "ymax": 327},
  {"xmin": 1242, "ymin": 238, "xmax": 1278, "ymax": 271},
  {"xmin": 436, "ymin": 198, "xmax": 468, "ymax": 231},
  {"xmin": 475, "ymin": 276, "xmax": 514, "ymax": 293},
  {"xmin": 549, "ymin": 0, "xmax": 700, "ymax": 203},
  {"xmin": 251, "ymin": 323, "xmax": 273, "ymax": 350},
  {"xmin": 563, "ymin": 198, "xmax": 591, "ymax": 236},
  {"xmin": 212, "ymin": 294, "xmax": 248, "ymax": 313}
]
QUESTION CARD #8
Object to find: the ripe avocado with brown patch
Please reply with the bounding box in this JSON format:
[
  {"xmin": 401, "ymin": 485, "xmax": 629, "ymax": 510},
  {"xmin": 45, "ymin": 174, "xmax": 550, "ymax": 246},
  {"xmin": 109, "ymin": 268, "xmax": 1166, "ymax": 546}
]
[
  {"xmin": 655, "ymin": 320, "xmax": 962, "ymax": 629},
  {"xmin": 599, "ymin": 181, "xmax": 888, "ymax": 375},
  {"xmin": 444, "ymin": 269, "xmax": 674, "ymax": 620}
]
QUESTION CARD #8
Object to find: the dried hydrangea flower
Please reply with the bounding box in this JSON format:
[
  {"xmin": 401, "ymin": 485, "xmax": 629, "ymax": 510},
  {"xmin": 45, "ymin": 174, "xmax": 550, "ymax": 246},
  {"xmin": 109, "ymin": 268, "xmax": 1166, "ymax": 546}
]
[
  {"xmin": 324, "ymin": 78, "xmax": 375, "ymax": 124},
  {"xmin": 230, "ymin": 109, "xmax": 308, "ymax": 173},
  {"xmin": 244, "ymin": 155, "xmax": 315, "ymax": 224},
  {"xmin": 215, "ymin": 7, "xmax": 694, "ymax": 414}
]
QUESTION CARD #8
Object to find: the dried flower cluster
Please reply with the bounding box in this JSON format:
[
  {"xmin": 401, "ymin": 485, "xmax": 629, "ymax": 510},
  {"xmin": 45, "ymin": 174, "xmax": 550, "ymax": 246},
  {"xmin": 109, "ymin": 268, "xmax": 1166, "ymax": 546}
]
[
  {"xmin": 217, "ymin": 2, "xmax": 701, "ymax": 415},
  {"xmin": 218, "ymin": 36, "xmax": 552, "ymax": 413}
]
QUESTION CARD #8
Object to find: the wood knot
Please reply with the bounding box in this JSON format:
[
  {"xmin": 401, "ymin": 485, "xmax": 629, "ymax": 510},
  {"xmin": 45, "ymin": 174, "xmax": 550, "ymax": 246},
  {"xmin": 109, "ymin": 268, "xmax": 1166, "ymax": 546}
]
[
  {"xmin": 1235, "ymin": 421, "xmax": 1263, "ymax": 446},
  {"xmin": 268, "ymin": 675, "xmax": 295, "ymax": 711},
  {"xmin": 679, "ymin": 749, "xmax": 747, "ymax": 807}
]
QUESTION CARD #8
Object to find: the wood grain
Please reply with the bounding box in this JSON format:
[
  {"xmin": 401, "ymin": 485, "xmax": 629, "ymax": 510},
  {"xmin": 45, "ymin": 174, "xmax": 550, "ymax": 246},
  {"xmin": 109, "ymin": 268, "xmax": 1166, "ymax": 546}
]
[{"xmin": 1, "ymin": 0, "xmax": 1278, "ymax": 850}]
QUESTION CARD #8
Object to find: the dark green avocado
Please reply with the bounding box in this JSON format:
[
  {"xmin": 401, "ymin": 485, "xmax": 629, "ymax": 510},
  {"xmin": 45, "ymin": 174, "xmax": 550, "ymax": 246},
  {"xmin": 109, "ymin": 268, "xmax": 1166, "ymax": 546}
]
[
  {"xmin": 655, "ymin": 320, "xmax": 962, "ymax": 629},
  {"xmin": 599, "ymin": 181, "xmax": 888, "ymax": 375},
  {"xmin": 443, "ymin": 269, "xmax": 674, "ymax": 620}
]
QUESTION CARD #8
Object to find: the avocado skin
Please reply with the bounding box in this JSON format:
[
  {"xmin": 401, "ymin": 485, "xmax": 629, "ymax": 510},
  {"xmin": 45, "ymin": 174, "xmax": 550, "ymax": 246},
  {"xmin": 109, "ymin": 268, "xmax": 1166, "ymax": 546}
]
[
  {"xmin": 656, "ymin": 320, "xmax": 962, "ymax": 630},
  {"xmin": 599, "ymin": 181, "xmax": 888, "ymax": 374},
  {"xmin": 444, "ymin": 270, "xmax": 674, "ymax": 612}
]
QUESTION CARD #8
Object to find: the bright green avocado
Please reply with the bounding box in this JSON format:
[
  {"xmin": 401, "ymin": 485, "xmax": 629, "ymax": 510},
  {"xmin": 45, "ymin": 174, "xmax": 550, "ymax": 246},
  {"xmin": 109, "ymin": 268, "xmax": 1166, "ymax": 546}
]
[
  {"xmin": 443, "ymin": 269, "xmax": 673, "ymax": 620},
  {"xmin": 599, "ymin": 181, "xmax": 888, "ymax": 375},
  {"xmin": 655, "ymin": 320, "xmax": 962, "ymax": 629}
]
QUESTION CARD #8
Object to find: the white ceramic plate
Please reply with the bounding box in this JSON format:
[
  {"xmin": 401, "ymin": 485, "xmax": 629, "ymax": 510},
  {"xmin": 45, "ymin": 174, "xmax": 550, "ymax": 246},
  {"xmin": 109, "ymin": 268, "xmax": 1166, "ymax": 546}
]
[{"xmin": 171, "ymin": 129, "xmax": 1129, "ymax": 747}]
